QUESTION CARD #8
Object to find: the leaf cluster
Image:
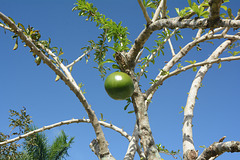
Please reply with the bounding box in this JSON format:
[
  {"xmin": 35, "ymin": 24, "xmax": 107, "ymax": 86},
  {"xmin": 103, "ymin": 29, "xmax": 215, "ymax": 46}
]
[
  {"xmin": 124, "ymin": 98, "xmax": 135, "ymax": 114},
  {"xmin": 23, "ymin": 128, "xmax": 74, "ymax": 160},
  {"xmin": 73, "ymin": 0, "xmax": 131, "ymax": 78},
  {"xmin": 137, "ymin": 28, "xmax": 183, "ymax": 79},
  {"xmin": 0, "ymin": 107, "xmax": 75, "ymax": 159},
  {"xmin": 185, "ymin": 60, "xmax": 197, "ymax": 72},
  {"xmin": 9, "ymin": 20, "xmax": 67, "ymax": 67},
  {"xmin": 156, "ymin": 143, "xmax": 181, "ymax": 159},
  {"xmin": 0, "ymin": 107, "xmax": 32, "ymax": 159}
]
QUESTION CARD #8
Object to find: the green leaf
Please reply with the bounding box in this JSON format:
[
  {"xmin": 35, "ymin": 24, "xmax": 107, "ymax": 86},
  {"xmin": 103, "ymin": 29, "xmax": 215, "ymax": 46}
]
[
  {"xmin": 55, "ymin": 75, "xmax": 60, "ymax": 82},
  {"xmin": 8, "ymin": 17, "xmax": 15, "ymax": 24},
  {"xmin": 58, "ymin": 48, "xmax": 64, "ymax": 56},
  {"xmin": 112, "ymin": 64, "xmax": 120, "ymax": 69},
  {"xmin": 177, "ymin": 63, "xmax": 183, "ymax": 68},
  {"xmin": 227, "ymin": 8, "xmax": 233, "ymax": 19},
  {"xmin": 13, "ymin": 37, "xmax": 18, "ymax": 50},
  {"xmin": 100, "ymin": 113, "xmax": 106, "ymax": 121},
  {"xmin": 187, "ymin": 0, "xmax": 192, "ymax": 7},
  {"xmin": 199, "ymin": 145, "xmax": 206, "ymax": 149},
  {"xmin": 191, "ymin": 3, "xmax": 200, "ymax": 16},
  {"xmin": 99, "ymin": 59, "xmax": 115, "ymax": 67},
  {"xmin": 193, "ymin": 67, "xmax": 197, "ymax": 72},
  {"xmin": 18, "ymin": 23, "xmax": 26, "ymax": 32},
  {"xmin": 124, "ymin": 103, "xmax": 130, "ymax": 110},
  {"xmin": 232, "ymin": 51, "xmax": 240, "ymax": 56},
  {"xmin": 201, "ymin": 11, "xmax": 209, "ymax": 18},
  {"xmin": 179, "ymin": 106, "xmax": 185, "ymax": 114},
  {"xmin": 218, "ymin": 63, "xmax": 222, "ymax": 69},
  {"xmin": 35, "ymin": 56, "xmax": 41, "ymax": 66},
  {"xmin": 128, "ymin": 111, "xmax": 135, "ymax": 114},
  {"xmin": 78, "ymin": 82, "xmax": 84, "ymax": 88},
  {"xmin": 69, "ymin": 66, "xmax": 73, "ymax": 72},
  {"xmin": 221, "ymin": 5, "xmax": 228, "ymax": 11},
  {"xmin": 160, "ymin": 69, "xmax": 169, "ymax": 76},
  {"xmin": 175, "ymin": 8, "xmax": 180, "ymax": 15}
]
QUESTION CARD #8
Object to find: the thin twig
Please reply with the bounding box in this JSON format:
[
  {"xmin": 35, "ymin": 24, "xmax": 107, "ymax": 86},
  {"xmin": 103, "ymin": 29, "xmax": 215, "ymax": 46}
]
[
  {"xmin": 137, "ymin": 0, "xmax": 152, "ymax": 25},
  {"xmin": 137, "ymin": 28, "xmax": 179, "ymax": 82},
  {"xmin": 161, "ymin": 55, "xmax": 240, "ymax": 82},
  {"xmin": 66, "ymin": 47, "xmax": 95, "ymax": 68},
  {"xmin": 0, "ymin": 118, "xmax": 131, "ymax": 146},
  {"xmin": 152, "ymin": 0, "xmax": 166, "ymax": 22}
]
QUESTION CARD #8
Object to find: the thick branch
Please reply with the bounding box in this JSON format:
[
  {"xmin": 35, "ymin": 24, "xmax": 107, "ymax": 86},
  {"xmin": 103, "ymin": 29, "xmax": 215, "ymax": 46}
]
[
  {"xmin": 124, "ymin": 123, "xmax": 145, "ymax": 160},
  {"xmin": 197, "ymin": 141, "xmax": 240, "ymax": 160},
  {"xmin": 127, "ymin": 27, "xmax": 153, "ymax": 68},
  {"xmin": 0, "ymin": 11, "xmax": 113, "ymax": 159},
  {"xmin": 208, "ymin": 0, "xmax": 223, "ymax": 28},
  {"xmin": 182, "ymin": 35, "xmax": 238, "ymax": 160},
  {"xmin": 131, "ymin": 85, "xmax": 161, "ymax": 159},
  {"xmin": 127, "ymin": 17, "xmax": 240, "ymax": 69},
  {"xmin": 149, "ymin": 18, "xmax": 240, "ymax": 31}
]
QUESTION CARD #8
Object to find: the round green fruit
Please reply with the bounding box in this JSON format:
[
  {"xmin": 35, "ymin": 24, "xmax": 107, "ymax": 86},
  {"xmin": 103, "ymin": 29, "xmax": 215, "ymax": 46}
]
[{"xmin": 104, "ymin": 72, "xmax": 134, "ymax": 100}]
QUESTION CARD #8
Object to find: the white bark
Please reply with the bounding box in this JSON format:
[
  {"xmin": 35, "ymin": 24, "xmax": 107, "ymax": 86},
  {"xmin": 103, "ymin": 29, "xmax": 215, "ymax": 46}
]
[{"xmin": 182, "ymin": 34, "xmax": 239, "ymax": 159}]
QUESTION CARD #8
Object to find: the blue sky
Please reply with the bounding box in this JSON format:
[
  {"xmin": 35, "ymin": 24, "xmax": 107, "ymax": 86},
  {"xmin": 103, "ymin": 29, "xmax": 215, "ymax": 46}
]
[{"xmin": 0, "ymin": 0, "xmax": 240, "ymax": 159}]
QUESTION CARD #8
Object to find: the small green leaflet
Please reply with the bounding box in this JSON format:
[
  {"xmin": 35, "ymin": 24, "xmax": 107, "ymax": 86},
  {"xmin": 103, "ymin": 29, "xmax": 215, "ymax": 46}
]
[
  {"xmin": 218, "ymin": 63, "xmax": 222, "ymax": 69},
  {"xmin": 13, "ymin": 37, "xmax": 18, "ymax": 50},
  {"xmin": 98, "ymin": 59, "xmax": 116, "ymax": 67},
  {"xmin": 185, "ymin": 60, "xmax": 197, "ymax": 72},
  {"xmin": 128, "ymin": 111, "xmax": 134, "ymax": 114},
  {"xmin": 100, "ymin": 113, "xmax": 106, "ymax": 121},
  {"xmin": 55, "ymin": 75, "xmax": 60, "ymax": 82}
]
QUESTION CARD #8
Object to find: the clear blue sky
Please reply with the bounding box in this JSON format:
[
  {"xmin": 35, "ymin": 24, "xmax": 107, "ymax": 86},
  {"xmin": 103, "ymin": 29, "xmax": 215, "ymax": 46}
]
[{"xmin": 0, "ymin": 0, "xmax": 240, "ymax": 159}]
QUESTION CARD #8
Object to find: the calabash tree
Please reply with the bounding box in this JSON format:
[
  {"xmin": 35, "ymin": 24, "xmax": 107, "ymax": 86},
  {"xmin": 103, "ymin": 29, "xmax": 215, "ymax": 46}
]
[{"xmin": 1, "ymin": 0, "xmax": 240, "ymax": 159}]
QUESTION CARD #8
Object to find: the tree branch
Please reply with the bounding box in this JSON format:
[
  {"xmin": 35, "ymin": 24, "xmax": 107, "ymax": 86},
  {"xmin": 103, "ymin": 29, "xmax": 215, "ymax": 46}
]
[
  {"xmin": 127, "ymin": 17, "xmax": 240, "ymax": 69},
  {"xmin": 152, "ymin": 0, "xmax": 167, "ymax": 22},
  {"xmin": 208, "ymin": 0, "xmax": 224, "ymax": 28},
  {"xmin": 137, "ymin": 28, "xmax": 179, "ymax": 82},
  {"xmin": 182, "ymin": 34, "xmax": 239, "ymax": 160},
  {"xmin": 197, "ymin": 141, "xmax": 240, "ymax": 160},
  {"xmin": 137, "ymin": 0, "xmax": 152, "ymax": 25},
  {"xmin": 165, "ymin": 28, "xmax": 176, "ymax": 57},
  {"xmin": 131, "ymin": 86, "xmax": 161, "ymax": 159},
  {"xmin": 145, "ymin": 32, "xmax": 228, "ymax": 98},
  {"xmin": 66, "ymin": 47, "xmax": 94, "ymax": 68},
  {"xmin": 149, "ymin": 18, "xmax": 240, "ymax": 31},
  {"xmin": 160, "ymin": 55, "xmax": 240, "ymax": 82},
  {"xmin": 0, "ymin": 118, "xmax": 131, "ymax": 146},
  {"xmin": 124, "ymin": 123, "xmax": 145, "ymax": 160},
  {"xmin": 0, "ymin": 11, "xmax": 114, "ymax": 159},
  {"xmin": 0, "ymin": 22, "xmax": 12, "ymax": 31}
]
